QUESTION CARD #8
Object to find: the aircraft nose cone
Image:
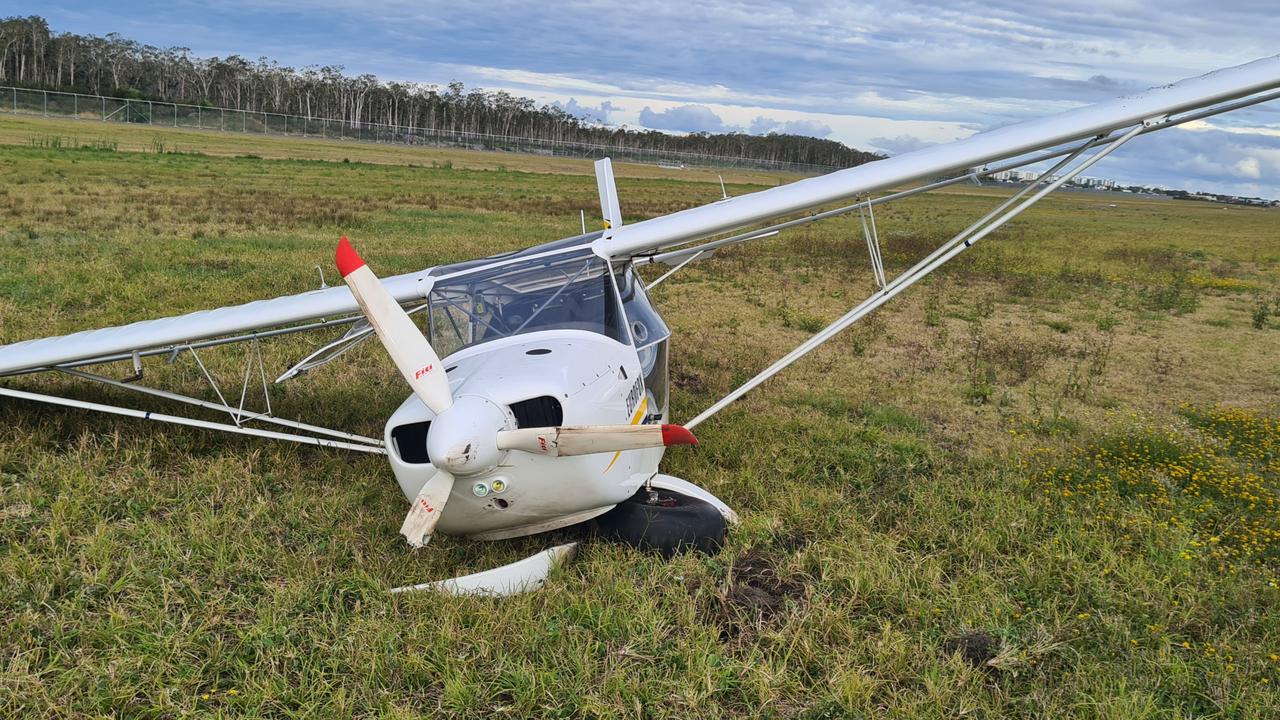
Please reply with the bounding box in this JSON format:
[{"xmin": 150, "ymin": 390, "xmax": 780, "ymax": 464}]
[{"xmin": 426, "ymin": 395, "xmax": 514, "ymax": 475}]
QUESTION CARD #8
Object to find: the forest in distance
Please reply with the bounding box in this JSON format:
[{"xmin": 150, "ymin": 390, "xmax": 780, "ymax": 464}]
[{"xmin": 0, "ymin": 15, "xmax": 885, "ymax": 169}]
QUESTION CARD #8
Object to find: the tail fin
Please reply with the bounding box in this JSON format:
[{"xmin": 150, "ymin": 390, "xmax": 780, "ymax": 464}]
[{"xmin": 594, "ymin": 157, "xmax": 623, "ymax": 230}]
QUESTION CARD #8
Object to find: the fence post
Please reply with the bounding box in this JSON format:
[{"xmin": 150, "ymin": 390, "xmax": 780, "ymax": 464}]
[
  {"xmin": 148, "ymin": 101, "xmax": 153, "ymax": 124},
  {"xmin": 174, "ymin": 104, "xmax": 177, "ymax": 127},
  {"xmin": 73, "ymin": 93, "xmax": 77, "ymax": 117},
  {"xmin": 220, "ymin": 108, "xmax": 224, "ymax": 131},
  {"xmin": 43, "ymin": 90, "xmax": 48, "ymax": 116},
  {"xmin": 100, "ymin": 95, "xmax": 104, "ymax": 120}
]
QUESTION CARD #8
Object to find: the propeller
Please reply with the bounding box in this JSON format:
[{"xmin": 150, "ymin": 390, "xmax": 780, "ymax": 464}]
[
  {"xmin": 336, "ymin": 236, "xmax": 698, "ymax": 547},
  {"xmin": 338, "ymin": 236, "xmax": 455, "ymax": 546},
  {"xmin": 336, "ymin": 237, "xmax": 452, "ymax": 415},
  {"xmin": 497, "ymin": 424, "xmax": 696, "ymax": 456}
]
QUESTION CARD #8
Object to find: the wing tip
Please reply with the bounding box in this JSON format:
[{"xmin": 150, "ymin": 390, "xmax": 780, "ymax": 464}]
[
  {"xmin": 661, "ymin": 424, "xmax": 698, "ymax": 447},
  {"xmin": 336, "ymin": 236, "xmax": 366, "ymax": 278}
]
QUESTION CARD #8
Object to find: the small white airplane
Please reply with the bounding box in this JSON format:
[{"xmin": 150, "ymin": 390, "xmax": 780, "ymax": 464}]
[{"xmin": 2, "ymin": 55, "xmax": 1278, "ymax": 594}]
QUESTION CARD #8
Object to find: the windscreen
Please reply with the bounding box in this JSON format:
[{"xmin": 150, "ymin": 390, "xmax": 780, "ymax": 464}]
[{"xmin": 425, "ymin": 249, "xmax": 628, "ymax": 357}]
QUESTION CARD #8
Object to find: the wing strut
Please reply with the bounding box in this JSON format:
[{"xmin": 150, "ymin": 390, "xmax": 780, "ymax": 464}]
[
  {"xmin": 0, "ymin": 386, "xmax": 386, "ymax": 454},
  {"xmin": 859, "ymin": 199, "xmax": 886, "ymax": 289},
  {"xmin": 55, "ymin": 367, "xmax": 383, "ymax": 447},
  {"xmin": 2, "ymin": 336, "xmax": 386, "ymax": 452},
  {"xmin": 683, "ymin": 121, "xmax": 1148, "ymax": 430}
]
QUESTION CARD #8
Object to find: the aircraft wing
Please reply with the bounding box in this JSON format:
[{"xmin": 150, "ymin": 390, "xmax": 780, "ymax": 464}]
[
  {"xmin": 593, "ymin": 53, "xmax": 1280, "ymax": 261},
  {"xmin": 0, "ymin": 269, "xmax": 434, "ymax": 376}
]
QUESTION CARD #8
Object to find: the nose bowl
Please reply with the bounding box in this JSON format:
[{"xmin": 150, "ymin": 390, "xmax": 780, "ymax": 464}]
[{"xmin": 426, "ymin": 394, "xmax": 515, "ymax": 475}]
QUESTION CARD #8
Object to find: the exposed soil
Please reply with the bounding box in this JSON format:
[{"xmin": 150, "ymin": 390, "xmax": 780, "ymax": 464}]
[
  {"xmin": 670, "ymin": 365, "xmax": 708, "ymax": 394},
  {"xmin": 691, "ymin": 549, "xmax": 809, "ymax": 642},
  {"xmin": 943, "ymin": 629, "xmax": 1000, "ymax": 669}
]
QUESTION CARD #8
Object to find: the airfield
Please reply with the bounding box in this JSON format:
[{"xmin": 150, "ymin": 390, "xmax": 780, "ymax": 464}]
[{"xmin": 1, "ymin": 115, "xmax": 1278, "ymax": 717}]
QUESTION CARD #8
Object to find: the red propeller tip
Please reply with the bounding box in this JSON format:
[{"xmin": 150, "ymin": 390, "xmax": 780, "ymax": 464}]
[
  {"xmin": 661, "ymin": 424, "xmax": 698, "ymax": 447},
  {"xmin": 335, "ymin": 236, "xmax": 366, "ymax": 278}
]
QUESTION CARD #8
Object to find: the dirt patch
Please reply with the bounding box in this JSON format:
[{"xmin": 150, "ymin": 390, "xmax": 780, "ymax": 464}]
[
  {"xmin": 692, "ymin": 549, "xmax": 809, "ymax": 641},
  {"xmin": 726, "ymin": 550, "xmax": 806, "ymax": 620},
  {"xmin": 943, "ymin": 630, "xmax": 999, "ymax": 669},
  {"xmin": 671, "ymin": 365, "xmax": 708, "ymax": 394}
]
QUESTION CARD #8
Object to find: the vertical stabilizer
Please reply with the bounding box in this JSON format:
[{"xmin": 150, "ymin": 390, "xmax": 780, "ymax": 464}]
[{"xmin": 594, "ymin": 158, "xmax": 623, "ymax": 230}]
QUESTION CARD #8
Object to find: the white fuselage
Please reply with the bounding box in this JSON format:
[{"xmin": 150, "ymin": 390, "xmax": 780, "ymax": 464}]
[{"xmin": 384, "ymin": 329, "xmax": 664, "ymax": 539}]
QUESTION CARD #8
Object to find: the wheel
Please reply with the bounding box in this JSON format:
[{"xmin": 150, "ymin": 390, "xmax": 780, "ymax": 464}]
[{"xmin": 593, "ymin": 486, "xmax": 727, "ymax": 557}]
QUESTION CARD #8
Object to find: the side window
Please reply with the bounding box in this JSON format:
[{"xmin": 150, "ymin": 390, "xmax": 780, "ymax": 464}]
[
  {"xmin": 639, "ymin": 340, "xmax": 668, "ymax": 422},
  {"xmin": 615, "ymin": 266, "xmax": 671, "ymax": 421},
  {"xmin": 614, "ymin": 266, "xmax": 670, "ymax": 349}
]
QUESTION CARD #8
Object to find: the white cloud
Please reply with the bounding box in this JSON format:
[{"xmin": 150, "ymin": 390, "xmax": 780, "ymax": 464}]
[
  {"xmin": 638, "ymin": 104, "xmax": 731, "ymax": 133},
  {"xmin": 868, "ymin": 134, "xmax": 936, "ymax": 155},
  {"xmin": 1235, "ymin": 157, "xmax": 1262, "ymax": 179},
  {"xmin": 748, "ymin": 116, "xmax": 834, "ymax": 138},
  {"xmin": 555, "ymin": 98, "xmax": 618, "ymax": 124}
]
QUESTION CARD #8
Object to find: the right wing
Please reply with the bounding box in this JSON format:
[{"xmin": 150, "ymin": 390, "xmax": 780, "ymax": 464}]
[
  {"xmin": 0, "ymin": 268, "xmax": 435, "ymax": 376},
  {"xmin": 593, "ymin": 54, "xmax": 1280, "ymax": 261}
]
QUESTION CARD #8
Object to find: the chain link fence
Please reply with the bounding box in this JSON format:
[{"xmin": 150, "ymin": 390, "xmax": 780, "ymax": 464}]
[{"xmin": 3, "ymin": 86, "xmax": 835, "ymax": 175}]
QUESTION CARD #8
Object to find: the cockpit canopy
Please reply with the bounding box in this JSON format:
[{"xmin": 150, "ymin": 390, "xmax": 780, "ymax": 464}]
[
  {"xmin": 423, "ymin": 235, "xmax": 672, "ymax": 420},
  {"xmin": 425, "ymin": 242, "xmax": 625, "ymax": 356}
]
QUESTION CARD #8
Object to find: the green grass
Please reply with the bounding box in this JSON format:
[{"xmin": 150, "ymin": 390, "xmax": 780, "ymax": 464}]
[{"xmin": 1, "ymin": 115, "xmax": 1280, "ymax": 717}]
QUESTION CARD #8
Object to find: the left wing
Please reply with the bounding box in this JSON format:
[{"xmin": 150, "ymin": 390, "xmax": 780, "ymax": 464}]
[{"xmin": 0, "ymin": 268, "xmax": 434, "ymax": 376}]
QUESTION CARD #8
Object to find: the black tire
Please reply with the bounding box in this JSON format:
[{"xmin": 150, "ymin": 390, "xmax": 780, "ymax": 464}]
[{"xmin": 593, "ymin": 487, "xmax": 727, "ymax": 557}]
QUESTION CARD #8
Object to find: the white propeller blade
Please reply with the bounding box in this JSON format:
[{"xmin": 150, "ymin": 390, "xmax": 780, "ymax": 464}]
[
  {"xmin": 338, "ymin": 236, "xmax": 457, "ymax": 548},
  {"xmin": 400, "ymin": 469, "xmax": 455, "ymax": 547},
  {"xmin": 496, "ymin": 424, "xmax": 697, "ymax": 457},
  {"xmin": 336, "ymin": 236, "xmax": 453, "ymax": 416}
]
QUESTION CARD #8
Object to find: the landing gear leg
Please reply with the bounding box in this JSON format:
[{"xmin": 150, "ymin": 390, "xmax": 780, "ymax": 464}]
[{"xmin": 593, "ymin": 474, "xmax": 738, "ymax": 556}]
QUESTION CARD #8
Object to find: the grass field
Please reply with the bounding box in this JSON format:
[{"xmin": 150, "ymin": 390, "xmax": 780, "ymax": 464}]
[{"xmin": 1, "ymin": 115, "xmax": 1279, "ymax": 718}]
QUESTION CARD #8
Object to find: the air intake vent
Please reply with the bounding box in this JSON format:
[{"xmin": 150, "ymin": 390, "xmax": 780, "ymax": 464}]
[
  {"xmin": 390, "ymin": 421, "xmax": 432, "ymax": 464},
  {"xmin": 509, "ymin": 396, "xmax": 563, "ymax": 428}
]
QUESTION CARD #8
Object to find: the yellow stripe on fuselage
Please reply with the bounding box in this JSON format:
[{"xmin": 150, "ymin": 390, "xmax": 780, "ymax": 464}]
[{"xmin": 603, "ymin": 397, "xmax": 648, "ymax": 474}]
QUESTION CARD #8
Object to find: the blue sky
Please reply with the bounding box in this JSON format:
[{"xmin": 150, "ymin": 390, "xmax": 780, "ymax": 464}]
[{"xmin": 19, "ymin": 1, "xmax": 1280, "ymax": 198}]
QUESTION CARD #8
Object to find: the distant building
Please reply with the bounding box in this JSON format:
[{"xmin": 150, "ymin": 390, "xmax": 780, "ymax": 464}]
[
  {"xmin": 990, "ymin": 169, "xmax": 1040, "ymax": 183},
  {"xmin": 986, "ymin": 169, "xmax": 1274, "ymax": 206},
  {"xmin": 1076, "ymin": 176, "xmax": 1117, "ymax": 189}
]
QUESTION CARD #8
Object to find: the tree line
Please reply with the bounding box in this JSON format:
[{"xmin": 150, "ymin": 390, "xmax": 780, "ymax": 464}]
[{"xmin": 0, "ymin": 15, "xmax": 883, "ymax": 168}]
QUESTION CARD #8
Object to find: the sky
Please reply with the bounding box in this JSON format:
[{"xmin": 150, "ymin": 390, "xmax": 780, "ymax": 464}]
[{"xmin": 18, "ymin": 1, "xmax": 1280, "ymax": 198}]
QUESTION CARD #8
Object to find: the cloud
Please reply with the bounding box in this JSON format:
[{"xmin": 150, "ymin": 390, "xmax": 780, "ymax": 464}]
[
  {"xmin": 638, "ymin": 104, "xmax": 731, "ymax": 133},
  {"xmin": 748, "ymin": 116, "xmax": 833, "ymax": 138},
  {"xmin": 555, "ymin": 98, "xmax": 617, "ymax": 124},
  {"xmin": 636, "ymin": 107, "xmax": 834, "ymax": 138},
  {"xmin": 868, "ymin": 134, "xmax": 936, "ymax": 154},
  {"xmin": 1235, "ymin": 157, "xmax": 1262, "ymax": 179},
  {"xmin": 1093, "ymin": 126, "xmax": 1280, "ymax": 197},
  {"xmin": 747, "ymin": 116, "xmax": 780, "ymax": 135},
  {"xmin": 781, "ymin": 119, "xmax": 833, "ymax": 138}
]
